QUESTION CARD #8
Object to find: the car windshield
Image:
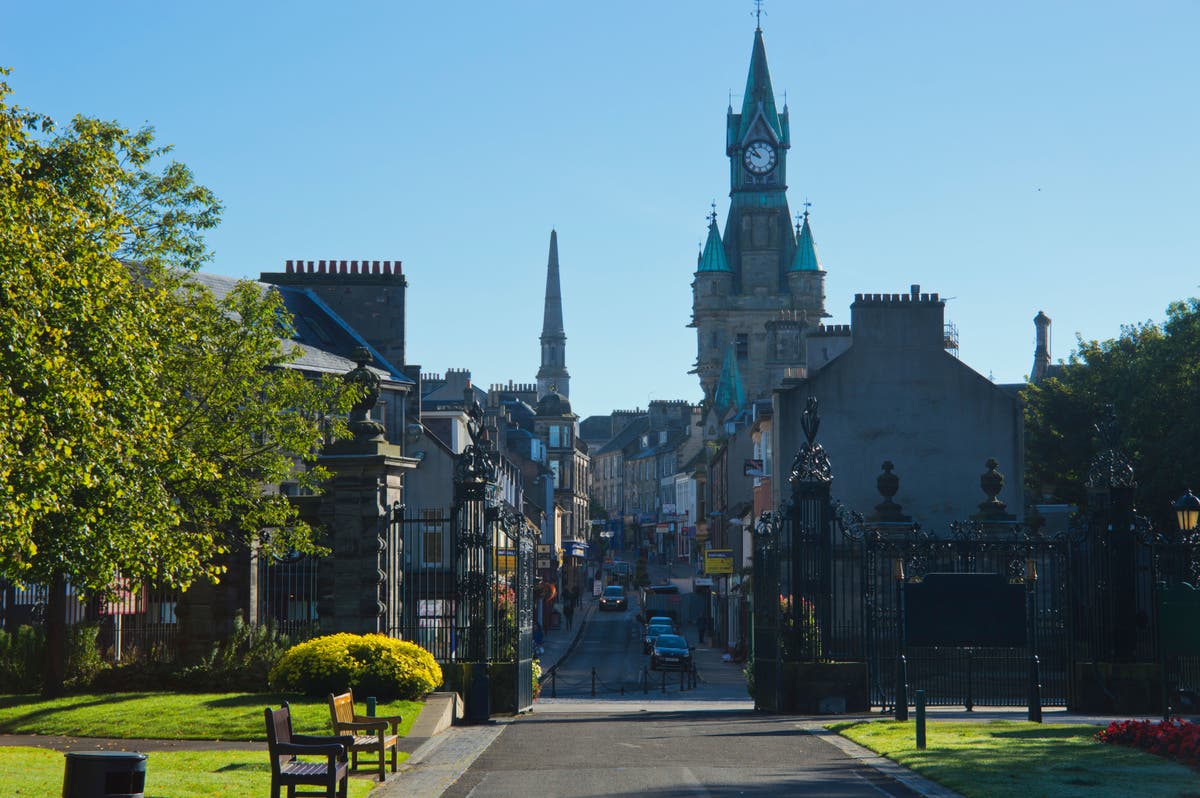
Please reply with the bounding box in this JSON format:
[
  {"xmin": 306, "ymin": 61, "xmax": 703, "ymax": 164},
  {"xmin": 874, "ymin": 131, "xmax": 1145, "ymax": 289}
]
[
  {"xmin": 603, "ymin": 587, "xmax": 624, "ymax": 597},
  {"xmin": 648, "ymin": 617, "xmax": 673, "ymax": 627},
  {"xmin": 646, "ymin": 624, "xmax": 672, "ymax": 636},
  {"xmin": 656, "ymin": 635, "xmax": 687, "ymax": 648}
]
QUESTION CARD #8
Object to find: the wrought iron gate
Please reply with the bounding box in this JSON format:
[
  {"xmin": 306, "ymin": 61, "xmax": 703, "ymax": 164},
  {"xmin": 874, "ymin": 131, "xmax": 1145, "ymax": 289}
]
[
  {"xmin": 388, "ymin": 402, "xmax": 535, "ymax": 715},
  {"xmin": 752, "ymin": 398, "xmax": 1072, "ymax": 711}
]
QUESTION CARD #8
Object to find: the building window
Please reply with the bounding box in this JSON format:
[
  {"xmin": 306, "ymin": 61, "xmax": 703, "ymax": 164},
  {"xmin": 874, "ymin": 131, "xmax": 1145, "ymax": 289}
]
[
  {"xmin": 421, "ymin": 509, "xmax": 444, "ymax": 566},
  {"xmin": 549, "ymin": 425, "xmax": 561, "ymax": 447},
  {"xmin": 736, "ymin": 333, "xmax": 749, "ymax": 360},
  {"xmin": 549, "ymin": 460, "xmax": 561, "ymax": 489}
]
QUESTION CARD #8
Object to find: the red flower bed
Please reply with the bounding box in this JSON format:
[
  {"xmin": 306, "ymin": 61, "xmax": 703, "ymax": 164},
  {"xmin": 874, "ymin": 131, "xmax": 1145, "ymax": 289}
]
[{"xmin": 1096, "ymin": 719, "xmax": 1200, "ymax": 769}]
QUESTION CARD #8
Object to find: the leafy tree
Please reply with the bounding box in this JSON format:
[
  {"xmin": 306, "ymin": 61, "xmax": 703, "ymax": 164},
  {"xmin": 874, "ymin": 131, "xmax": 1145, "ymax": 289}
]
[
  {"xmin": 1023, "ymin": 299, "xmax": 1200, "ymax": 530},
  {"xmin": 0, "ymin": 72, "xmax": 354, "ymax": 694}
]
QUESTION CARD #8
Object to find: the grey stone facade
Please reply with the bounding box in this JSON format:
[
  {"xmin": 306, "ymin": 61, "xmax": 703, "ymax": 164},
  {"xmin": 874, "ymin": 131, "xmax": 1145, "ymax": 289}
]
[{"xmin": 773, "ymin": 288, "xmax": 1024, "ymax": 533}]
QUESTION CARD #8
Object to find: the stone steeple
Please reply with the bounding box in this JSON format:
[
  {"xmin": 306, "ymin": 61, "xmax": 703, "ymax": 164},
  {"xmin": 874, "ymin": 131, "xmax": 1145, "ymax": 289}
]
[{"xmin": 537, "ymin": 229, "xmax": 569, "ymax": 400}]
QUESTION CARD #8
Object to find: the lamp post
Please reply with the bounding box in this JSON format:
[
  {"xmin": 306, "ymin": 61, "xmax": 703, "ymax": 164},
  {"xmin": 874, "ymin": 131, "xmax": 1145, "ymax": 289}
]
[{"xmin": 1174, "ymin": 490, "xmax": 1200, "ymax": 534}]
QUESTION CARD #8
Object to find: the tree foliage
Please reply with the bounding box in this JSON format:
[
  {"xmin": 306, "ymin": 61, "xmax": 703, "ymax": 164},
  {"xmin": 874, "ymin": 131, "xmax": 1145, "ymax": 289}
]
[
  {"xmin": 0, "ymin": 70, "xmax": 354, "ymax": 600},
  {"xmin": 1022, "ymin": 299, "xmax": 1200, "ymax": 528}
]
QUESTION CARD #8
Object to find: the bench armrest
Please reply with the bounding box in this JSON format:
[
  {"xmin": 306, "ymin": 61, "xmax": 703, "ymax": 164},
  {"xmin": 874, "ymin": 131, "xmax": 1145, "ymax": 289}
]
[
  {"xmin": 293, "ymin": 733, "xmax": 355, "ymax": 760},
  {"xmin": 353, "ymin": 713, "xmax": 402, "ymax": 733},
  {"xmin": 273, "ymin": 741, "xmax": 346, "ymax": 760},
  {"xmin": 336, "ymin": 719, "xmax": 388, "ymax": 732}
]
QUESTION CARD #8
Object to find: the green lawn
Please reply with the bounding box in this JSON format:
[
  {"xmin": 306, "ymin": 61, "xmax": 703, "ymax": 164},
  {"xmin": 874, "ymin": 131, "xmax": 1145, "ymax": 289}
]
[
  {"xmin": 832, "ymin": 719, "xmax": 1200, "ymax": 798},
  {"xmin": 0, "ymin": 693, "xmax": 421, "ymax": 741},
  {"xmin": 0, "ymin": 747, "xmax": 377, "ymax": 798}
]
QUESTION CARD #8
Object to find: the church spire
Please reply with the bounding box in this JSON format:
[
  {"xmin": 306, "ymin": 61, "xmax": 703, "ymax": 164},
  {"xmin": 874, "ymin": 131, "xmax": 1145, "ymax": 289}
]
[{"xmin": 537, "ymin": 229, "xmax": 569, "ymax": 400}]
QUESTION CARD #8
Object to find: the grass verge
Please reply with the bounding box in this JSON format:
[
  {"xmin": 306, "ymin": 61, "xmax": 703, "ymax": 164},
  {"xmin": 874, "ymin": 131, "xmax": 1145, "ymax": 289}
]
[
  {"xmin": 831, "ymin": 719, "xmax": 1200, "ymax": 798},
  {"xmin": 0, "ymin": 693, "xmax": 421, "ymax": 741},
  {"xmin": 0, "ymin": 747, "xmax": 379, "ymax": 797}
]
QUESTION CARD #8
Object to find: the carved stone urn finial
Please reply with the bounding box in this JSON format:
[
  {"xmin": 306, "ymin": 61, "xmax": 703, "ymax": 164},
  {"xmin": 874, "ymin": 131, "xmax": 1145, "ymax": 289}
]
[
  {"xmin": 974, "ymin": 458, "xmax": 1015, "ymax": 521},
  {"xmin": 872, "ymin": 461, "xmax": 910, "ymax": 522},
  {"xmin": 345, "ymin": 347, "xmax": 385, "ymax": 442}
]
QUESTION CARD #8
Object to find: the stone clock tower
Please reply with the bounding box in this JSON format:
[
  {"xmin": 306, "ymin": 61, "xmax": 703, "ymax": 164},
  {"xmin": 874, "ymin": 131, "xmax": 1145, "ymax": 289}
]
[{"xmin": 691, "ymin": 24, "xmax": 827, "ymax": 406}]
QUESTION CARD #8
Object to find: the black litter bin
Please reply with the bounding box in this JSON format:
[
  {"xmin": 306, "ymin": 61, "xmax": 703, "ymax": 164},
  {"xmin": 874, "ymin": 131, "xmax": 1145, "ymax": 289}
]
[{"xmin": 63, "ymin": 751, "xmax": 147, "ymax": 798}]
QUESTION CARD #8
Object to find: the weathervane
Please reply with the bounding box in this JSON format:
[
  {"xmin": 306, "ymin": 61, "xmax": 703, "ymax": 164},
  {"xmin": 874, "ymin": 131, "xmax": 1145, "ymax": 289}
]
[
  {"xmin": 709, "ymin": 200, "xmax": 718, "ymax": 225},
  {"xmin": 754, "ymin": 0, "xmax": 765, "ymax": 29}
]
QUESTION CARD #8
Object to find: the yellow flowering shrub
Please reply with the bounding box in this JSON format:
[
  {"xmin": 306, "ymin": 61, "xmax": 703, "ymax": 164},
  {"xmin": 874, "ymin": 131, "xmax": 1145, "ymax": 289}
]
[{"xmin": 269, "ymin": 633, "xmax": 442, "ymax": 700}]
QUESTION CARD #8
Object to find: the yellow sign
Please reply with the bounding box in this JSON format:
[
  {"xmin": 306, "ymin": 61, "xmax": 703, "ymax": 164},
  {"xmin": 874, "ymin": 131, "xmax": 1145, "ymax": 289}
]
[
  {"xmin": 495, "ymin": 549, "xmax": 516, "ymax": 575},
  {"xmin": 704, "ymin": 549, "xmax": 734, "ymax": 575}
]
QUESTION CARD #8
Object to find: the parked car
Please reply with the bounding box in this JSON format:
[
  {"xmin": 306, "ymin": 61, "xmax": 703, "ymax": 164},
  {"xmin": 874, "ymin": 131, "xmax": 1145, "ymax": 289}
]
[
  {"xmin": 645, "ymin": 615, "xmax": 675, "ymax": 632},
  {"xmin": 650, "ymin": 633, "xmax": 693, "ymax": 671},
  {"xmin": 599, "ymin": 585, "xmax": 627, "ymax": 612},
  {"xmin": 643, "ymin": 622, "xmax": 674, "ymax": 653}
]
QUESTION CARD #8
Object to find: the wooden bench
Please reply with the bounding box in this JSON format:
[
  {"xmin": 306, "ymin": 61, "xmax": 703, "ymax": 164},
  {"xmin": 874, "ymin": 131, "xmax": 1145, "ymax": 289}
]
[
  {"xmin": 265, "ymin": 703, "xmax": 353, "ymax": 798},
  {"xmin": 328, "ymin": 690, "xmax": 402, "ymax": 782}
]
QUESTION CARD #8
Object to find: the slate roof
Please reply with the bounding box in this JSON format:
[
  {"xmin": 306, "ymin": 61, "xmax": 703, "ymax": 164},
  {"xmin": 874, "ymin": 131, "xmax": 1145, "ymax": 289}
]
[
  {"xmin": 595, "ymin": 416, "xmax": 649, "ymax": 457},
  {"xmin": 191, "ymin": 272, "xmax": 410, "ymax": 383}
]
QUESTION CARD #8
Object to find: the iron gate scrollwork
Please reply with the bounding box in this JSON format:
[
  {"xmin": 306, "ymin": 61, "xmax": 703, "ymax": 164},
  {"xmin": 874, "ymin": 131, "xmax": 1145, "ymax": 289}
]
[
  {"xmin": 751, "ymin": 398, "xmax": 1074, "ymax": 712},
  {"xmin": 390, "ymin": 394, "xmax": 534, "ymax": 716}
]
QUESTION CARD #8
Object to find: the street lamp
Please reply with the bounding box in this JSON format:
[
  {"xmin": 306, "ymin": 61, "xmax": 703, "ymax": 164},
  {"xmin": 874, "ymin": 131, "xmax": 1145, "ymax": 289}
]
[{"xmin": 1174, "ymin": 489, "xmax": 1200, "ymax": 533}]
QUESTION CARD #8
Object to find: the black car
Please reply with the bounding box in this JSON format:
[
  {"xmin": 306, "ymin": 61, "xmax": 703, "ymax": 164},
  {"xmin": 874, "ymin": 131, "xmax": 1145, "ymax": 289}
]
[
  {"xmin": 599, "ymin": 585, "xmax": 627, "ymax": 612},
  {"xmin": 650, "ymin": 633, "xmax": 693, "ymax": 671}
]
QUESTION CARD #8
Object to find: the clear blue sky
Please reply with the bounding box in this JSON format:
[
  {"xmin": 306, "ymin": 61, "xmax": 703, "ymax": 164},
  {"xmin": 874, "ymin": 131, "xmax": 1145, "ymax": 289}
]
[{"xmin": 5, "ymin": 2, "xmax": 1197, "ymax": 421}]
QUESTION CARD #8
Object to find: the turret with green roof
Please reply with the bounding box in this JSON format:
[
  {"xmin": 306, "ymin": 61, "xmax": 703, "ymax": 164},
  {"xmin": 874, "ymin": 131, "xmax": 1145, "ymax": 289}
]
[
  {"xmin": 696, "ymin": 208, "xmax": 731, "ymax": 273},
  {"xmin": 789, "ymin": 208, "xmax": 821, "ymax": 272}
]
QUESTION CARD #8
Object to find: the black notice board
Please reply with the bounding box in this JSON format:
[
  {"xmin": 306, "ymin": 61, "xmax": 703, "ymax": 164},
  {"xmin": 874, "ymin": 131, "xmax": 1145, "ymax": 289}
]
[{"xmin": 904, "ymin": 573, "xmax": 1027, "ymax": 647}]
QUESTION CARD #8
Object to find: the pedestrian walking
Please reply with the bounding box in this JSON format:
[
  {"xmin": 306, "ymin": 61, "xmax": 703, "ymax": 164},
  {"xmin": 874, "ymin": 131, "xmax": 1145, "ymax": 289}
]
[{"xmin": 563, "ymin": 600, "xmax": 575, "ymax": 629}]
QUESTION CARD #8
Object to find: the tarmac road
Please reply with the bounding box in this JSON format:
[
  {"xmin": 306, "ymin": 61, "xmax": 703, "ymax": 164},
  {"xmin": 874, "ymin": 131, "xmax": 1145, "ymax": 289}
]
[{"xmin": 437, "ymin": 709, "xmax": 925, "ymax": 798}]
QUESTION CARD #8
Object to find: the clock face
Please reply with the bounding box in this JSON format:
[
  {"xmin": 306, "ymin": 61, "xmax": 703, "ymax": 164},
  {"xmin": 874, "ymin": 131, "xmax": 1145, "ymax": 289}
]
[{"xmin": 743, "ymin": 140, "xmax": 776, "ymax": 175}]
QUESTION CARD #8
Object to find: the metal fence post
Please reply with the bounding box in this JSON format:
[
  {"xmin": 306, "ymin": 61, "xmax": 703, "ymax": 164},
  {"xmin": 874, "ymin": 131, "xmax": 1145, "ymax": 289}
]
[
  {"xmin": 895, "ymin": 654, "xmax": 909, "ymax": 721},
  {"xmin": 915, "ymin": 689, "xmax": 926, "ymax": 749}
]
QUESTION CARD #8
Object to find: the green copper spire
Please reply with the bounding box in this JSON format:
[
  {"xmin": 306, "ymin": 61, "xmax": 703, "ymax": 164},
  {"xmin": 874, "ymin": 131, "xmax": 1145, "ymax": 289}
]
[
  {"xmin": 696, "ymin": 208, "xmax": 732, "ymax": 273},
  {"xmin": 789, "ymin": 207, "xmax": 821, "ymax": 272},
  {"xmin": 736, "ymin": 27, "xmax": 783, "ymax": 144},
  {"xmin": 713, "ymin": 344, "xmax": 747, "ymax": 416}
]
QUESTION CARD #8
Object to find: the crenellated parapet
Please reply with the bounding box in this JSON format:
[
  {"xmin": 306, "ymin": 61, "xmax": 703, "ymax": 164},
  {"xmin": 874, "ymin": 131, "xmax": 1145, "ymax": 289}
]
[{"xmin": 810, "ymin": 324, "xmax": 851, "ymax": 337}]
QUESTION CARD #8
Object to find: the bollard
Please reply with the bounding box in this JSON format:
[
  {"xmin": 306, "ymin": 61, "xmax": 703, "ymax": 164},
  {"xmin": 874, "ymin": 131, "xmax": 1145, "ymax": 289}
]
[
  {"xmin": 661, "ymin": 668, "xmax": 667, "ymax": 694},
  {"xmin": 1028, "ymin": 655, "xmax": 1043, "ymax": 723},
  {"xmin": 591, "ymin": 666, "xmax": 597, "ymax": 697},
  {"xmin": 895, "ymin": 654, "xmax": 909, "ymax": 722},
  {"xmin": 552, "ymin": 668, "xmax": 557, "ymax": 698},
  {"xmin": 915, "ymin": 689, "xmax": 926, "ymax": 750},
  {"xmin": 643, "ymin": 667, "xmax": 649, "ymax": 695},
  {"xmin": 680, "ymin": 666, "xmax": 686, "ymax": 691},
  {"xmin": 366, "ymin": 696, "xmax": 377, "ymax": 717}
]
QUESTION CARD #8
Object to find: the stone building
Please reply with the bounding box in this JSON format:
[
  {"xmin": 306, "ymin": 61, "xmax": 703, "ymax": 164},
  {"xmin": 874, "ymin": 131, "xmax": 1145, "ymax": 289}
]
[
  {"xmin": 691, "ymin": 25, "xmax": 827, "ymax": 406},
  {"xmin": 773, "ymin": 288, "xmax": 1025, "ymax": 533}
]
